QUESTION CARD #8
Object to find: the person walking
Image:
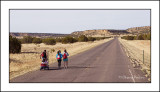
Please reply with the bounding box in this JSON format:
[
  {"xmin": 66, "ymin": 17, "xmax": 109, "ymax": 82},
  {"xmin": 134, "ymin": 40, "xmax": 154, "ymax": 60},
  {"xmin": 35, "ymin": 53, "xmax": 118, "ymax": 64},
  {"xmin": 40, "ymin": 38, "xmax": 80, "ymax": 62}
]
[
  {"xmin": 40, "ymin": 50, "xmax": 47, "ymax": 61},
  {"xmin": 56, "ymin": 50, "xmax": 62, "ymax": 69},
  {"xmin": 63, "ymin": 49, "xmax": 69, "ymax": 69}
]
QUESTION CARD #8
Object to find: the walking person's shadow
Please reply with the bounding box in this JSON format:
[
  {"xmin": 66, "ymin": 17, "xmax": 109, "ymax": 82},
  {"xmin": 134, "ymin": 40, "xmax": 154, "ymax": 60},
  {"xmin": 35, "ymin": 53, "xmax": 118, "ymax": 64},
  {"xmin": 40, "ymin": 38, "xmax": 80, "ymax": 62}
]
[
  {"xmin": 47, "ymin": 67, "xmax": 59, "ymax": 70},
  {"xmin": 47, "ymin": 65, "xmax": 94, "ymax": 70}
]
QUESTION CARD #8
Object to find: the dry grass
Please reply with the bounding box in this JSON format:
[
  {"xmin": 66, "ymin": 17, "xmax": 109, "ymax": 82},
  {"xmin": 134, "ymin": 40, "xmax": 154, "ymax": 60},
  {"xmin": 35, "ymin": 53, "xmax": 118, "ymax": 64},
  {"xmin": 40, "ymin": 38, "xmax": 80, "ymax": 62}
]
[
  {"xmin": 10, "ymin": 38, "xmax": 113, "ymax": 80},
  {"xmin": 119, "ymin": 38, "xmax": 151, "ymax": 81}
]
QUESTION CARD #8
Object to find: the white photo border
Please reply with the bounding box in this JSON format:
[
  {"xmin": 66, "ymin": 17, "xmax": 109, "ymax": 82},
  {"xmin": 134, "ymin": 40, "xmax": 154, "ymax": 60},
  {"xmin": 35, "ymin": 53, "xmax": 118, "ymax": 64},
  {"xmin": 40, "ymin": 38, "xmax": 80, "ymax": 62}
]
[{"xmin": 1, "ymin": 1, "xmax": 159, "ymax": 91}]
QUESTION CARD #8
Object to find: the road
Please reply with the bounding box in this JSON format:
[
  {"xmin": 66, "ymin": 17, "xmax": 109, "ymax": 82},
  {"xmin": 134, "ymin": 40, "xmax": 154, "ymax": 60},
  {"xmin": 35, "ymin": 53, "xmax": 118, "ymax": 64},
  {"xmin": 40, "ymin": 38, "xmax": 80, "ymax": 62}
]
[{"xmin": 10, "ymin": 38, "xmax": 149, "ymax": 83}]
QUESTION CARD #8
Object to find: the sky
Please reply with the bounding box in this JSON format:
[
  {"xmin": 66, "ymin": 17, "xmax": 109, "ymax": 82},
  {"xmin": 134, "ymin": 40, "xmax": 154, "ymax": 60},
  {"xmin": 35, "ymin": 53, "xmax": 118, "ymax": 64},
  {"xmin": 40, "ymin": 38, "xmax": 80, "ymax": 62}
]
[{"xmin": 10, "ymin": 10, "xmax": 150, "ymax": 34}]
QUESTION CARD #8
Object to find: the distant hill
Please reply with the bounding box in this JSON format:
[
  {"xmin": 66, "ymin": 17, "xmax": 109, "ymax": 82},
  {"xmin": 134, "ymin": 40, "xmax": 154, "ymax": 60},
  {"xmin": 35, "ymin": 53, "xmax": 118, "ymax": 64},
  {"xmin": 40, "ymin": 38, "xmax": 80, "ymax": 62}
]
[
  {"xmin": 10, "ymin": 32, "xmax": 69, "ymax": 38},
  {"xmin": 127, "ymin": 26, "xmax": 151, "ymax": 34},
  {"xmin": 10, "ymin": 26, "xmax": 151, "ymax": 38},
  {"xmin": 71, "ymin": 26, "xmax": 151, "ymax": 37},
  {"xmin": 71, "ymin": 29, "xmax": 128, "ymax": 37}
]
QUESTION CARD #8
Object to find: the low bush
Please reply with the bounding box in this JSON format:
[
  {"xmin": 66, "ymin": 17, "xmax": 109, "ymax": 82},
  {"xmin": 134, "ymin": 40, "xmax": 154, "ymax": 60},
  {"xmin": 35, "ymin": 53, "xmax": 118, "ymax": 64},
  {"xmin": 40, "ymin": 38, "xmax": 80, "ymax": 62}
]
[
  {"xmin": 121, "ymin": 36, "xmax": 134, "ymax": 40},
  {"xmin": 134, "ymin": 36, "xmax": 137, "ymax": 40},
  {"xmin": 51, "ymin": 49, "xmax": 55, "ymax": 53},
  {"xmin": 143, "ymin": 34, "xmax": 148, "ymax": 40},
  {"xmin": 21, "ymin": 36, "xmax": 33, "ymax": 43},
  {"xmin": 87, "ymin": 37, "xmax": 96, "ymax": 41},
  {"xmin": 121, "ymin": 33, "xmax": 151, "ymax": 40},
  {"xmin": 127, "ymin": 36, "xmax": 134, "ymax": 40},
  {"xmin": 32, "ymin": 37, "xmax": 42, "ymax": 44},
  {"xmin": 62, "ymin": 36, "xmax": 77, "ymax": 44},
  {"xmin": 9, "ymin": 35, "xmax": 21, "ymax": 53},
  {"xmin": 95, "ymin": 37, "xmax": 101, "ymax": 41},
  {"xmin": 55, "ymin": 38, "xmax": 62, "ymax": 42},
  {"xmin": 147, "ymin": 33, "xmax": 151, "ymax": 40},
  {"xmin": 137, "ymin": 35, "xmax": 144, "ymax": 40},
  {"xmin": 42, "ymin": 38, "xmax": 56, "ymax": 45},
  {"xmin": 78, "ymin": 35, "xmax": 88, "ymax": 42},
  {"xmin": 121, "ymin": 36, "xmax": 127, "ymax": 39}
]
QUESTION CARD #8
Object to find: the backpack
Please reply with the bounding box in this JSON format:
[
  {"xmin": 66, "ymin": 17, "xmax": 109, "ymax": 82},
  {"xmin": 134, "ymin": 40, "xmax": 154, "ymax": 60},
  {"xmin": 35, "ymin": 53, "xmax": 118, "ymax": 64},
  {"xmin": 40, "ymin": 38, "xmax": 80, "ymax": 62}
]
[
  {"xmin": 42, "ymin": 52, "xmax": 44, "ymax": 57},
  {"xmin": 42, "ymin": 52, "xmax": 46, "ymax": 58},
  {"xmin": 63, "ymin": 53, "xmax": 67, "ymax": 59},
  {"xmin": 57, "ymin": 54, "xmax": 60, "ymax": 60}
]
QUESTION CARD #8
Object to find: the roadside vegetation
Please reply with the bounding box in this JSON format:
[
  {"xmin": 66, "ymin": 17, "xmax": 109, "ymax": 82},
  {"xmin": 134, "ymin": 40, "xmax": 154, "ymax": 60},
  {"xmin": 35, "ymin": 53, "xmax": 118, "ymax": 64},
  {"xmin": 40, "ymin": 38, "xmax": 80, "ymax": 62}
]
[
  {"xmin": 121, "ymin": 33, "xmax": 151, "ymax": 40},
  {"xmin": 9, "ymin": 35, "xmax": 111, "ymax": 53},
  {"xmin": 32, "ymin": 38, "xmax": 42, "ymax": 44},
  {"xmin": 9, "ymin": 35, "xmax": 21, "ymax": 53},
  {"xmin": 42, "ymin": 38, "xmax": 56, "ymax": 45}
]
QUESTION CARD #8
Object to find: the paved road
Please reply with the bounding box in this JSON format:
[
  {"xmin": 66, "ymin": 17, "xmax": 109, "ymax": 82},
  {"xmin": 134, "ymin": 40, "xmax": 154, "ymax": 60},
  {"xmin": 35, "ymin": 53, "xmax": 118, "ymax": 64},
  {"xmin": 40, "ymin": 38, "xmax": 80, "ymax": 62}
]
[{"xmin": 10, "ymin": 38, "xmax": 149, "ymax": 83}]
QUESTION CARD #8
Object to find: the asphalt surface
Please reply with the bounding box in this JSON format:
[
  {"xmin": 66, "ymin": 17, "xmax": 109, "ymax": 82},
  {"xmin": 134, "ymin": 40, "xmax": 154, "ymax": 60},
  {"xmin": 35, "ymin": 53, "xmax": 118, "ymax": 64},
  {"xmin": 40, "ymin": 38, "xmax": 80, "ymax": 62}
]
[{"xmin": 10, "ymin": 38, "xmax": 149, "ymax": 83}]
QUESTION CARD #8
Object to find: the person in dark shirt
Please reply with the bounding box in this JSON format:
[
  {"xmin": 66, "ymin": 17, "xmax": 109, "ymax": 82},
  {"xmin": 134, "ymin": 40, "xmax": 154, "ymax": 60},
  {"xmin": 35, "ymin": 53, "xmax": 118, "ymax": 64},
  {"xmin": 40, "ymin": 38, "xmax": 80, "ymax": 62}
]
[{"xmin": 40, "ymin": 50, "xmax": 47, "ymax": 62}]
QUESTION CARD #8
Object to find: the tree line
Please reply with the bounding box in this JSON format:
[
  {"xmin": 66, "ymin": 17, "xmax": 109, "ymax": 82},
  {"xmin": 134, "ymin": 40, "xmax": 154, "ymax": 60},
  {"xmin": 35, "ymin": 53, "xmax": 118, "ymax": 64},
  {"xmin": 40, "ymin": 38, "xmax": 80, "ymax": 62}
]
[
  {"xmin": 121, "ymin": 33, "xmax": 151, "ymax": 40},
  {"xmin": 9, "ymin": 35, "xmax": 111, "ymax": 53},
  {"xmin": 19, "ymin": 35, "xmax": 110, "ymax": 44}
]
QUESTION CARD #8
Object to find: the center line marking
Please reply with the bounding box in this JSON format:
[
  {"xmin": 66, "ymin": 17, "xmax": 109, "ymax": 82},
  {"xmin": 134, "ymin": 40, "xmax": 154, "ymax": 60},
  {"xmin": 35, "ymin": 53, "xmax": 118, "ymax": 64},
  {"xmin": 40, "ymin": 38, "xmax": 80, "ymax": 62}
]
[{"xmin": 129, "ymin": 69, "xmax": 135, "ymax": 83}]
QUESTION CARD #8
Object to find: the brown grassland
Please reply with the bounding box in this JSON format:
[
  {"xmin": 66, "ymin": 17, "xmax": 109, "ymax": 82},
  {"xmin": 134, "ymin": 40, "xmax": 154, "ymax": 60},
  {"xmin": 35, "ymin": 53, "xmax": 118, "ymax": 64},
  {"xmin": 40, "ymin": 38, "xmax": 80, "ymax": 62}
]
[
  {"xmin": 10, "ymin": 38, "xmax": 113, "ymax": 80},
  {"xmin": 119, "ymin": 38, "xmax": 151, "ymax": 81}
]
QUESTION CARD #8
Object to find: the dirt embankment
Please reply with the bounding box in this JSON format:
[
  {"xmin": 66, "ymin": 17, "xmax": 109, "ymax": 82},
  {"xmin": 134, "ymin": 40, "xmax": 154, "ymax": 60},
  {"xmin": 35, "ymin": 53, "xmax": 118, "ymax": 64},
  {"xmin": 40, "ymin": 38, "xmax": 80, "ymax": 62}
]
[
  {"xmin": 10, "ymin": 38, "xmax": 113, "ymax": 80},
  {"xmin": 119, "ymin": 38, "xmax": 151, "ymax": 81}
]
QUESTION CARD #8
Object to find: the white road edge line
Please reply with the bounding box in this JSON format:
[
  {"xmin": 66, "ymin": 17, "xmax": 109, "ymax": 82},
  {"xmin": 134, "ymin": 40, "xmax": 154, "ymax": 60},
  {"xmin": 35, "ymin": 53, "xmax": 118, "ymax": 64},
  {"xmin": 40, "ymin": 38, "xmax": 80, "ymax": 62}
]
[
  {"xmin": 119, "ymin": 40, "xmax": 135, "ymax": 83},
  {"xmin": 129, "ymin": 69, "xmax": 136, "ymax": 83}
]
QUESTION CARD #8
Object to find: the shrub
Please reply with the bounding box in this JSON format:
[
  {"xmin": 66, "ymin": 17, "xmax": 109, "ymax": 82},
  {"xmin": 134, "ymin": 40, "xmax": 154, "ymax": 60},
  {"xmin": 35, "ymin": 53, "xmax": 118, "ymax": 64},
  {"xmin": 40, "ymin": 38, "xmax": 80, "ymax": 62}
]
[
  {"xmin": 121, "ymin": 36, "xmax": 134, "ymax": 40},
  {"xmin": 74, "ymin": 37, "xmax": 79, "ymax": 42},
  {"xmin": 104, "ymin": 37, "xmax": 111, "ymax": 39},
  {"xmin": 147, "ymin": 33, "xmax": 151, "ymax": 40},
  {"xmin": 143, "ymin": 34, "xmax": 148, "ymax": 40},
  {"xmin": 100, "ymin": 37, "xmax": 106, "ymax": 40},
  {"xmin": 9, "ymin": 35, "xmax": 21, "ymax": 53},
  {"xmin": 78, "ymin": 35, "xmax": 88, "ymax": 42},
  {"xmin": 21, "ymin": 36, "xmax": 33, "ymax": 43},
  {"xmin": 51, "ymin": 49, "xmax": 55, "ymax": 53},
  {"xmin": 121, "ymin": 36, "xmax": 127, "ymax": 39},
  {"xmin": 95, "ymin": 37, "xmax": 102, "ymax": 40},
  {"xmin": 137, "ymin": 34, "xmax": 144, "ymax": 40},
  {"xmin": 62, "ymin": 36, "xmax": 77, "ymax": 44},
  {"xmin": 126, "ymin": 36, "xmax": 134, "ymax": 40},
  {"xmin": 122, "ymin": 33, "xmax": 150, "ymax": 40},
  {"xmin": 42, "ymin": 38, "xmax": 56, "ymax": 45},
  {"xmin": 32, "ymin": 38, "xmax": 42, "ymax": 44},
  {"xmin": 55, "ymin": 38, "xmax": 62, "ymax": 42},
  {"xmin": 134, "ymin": 35, "xmax": 137, "ymax": 40},
  {"xmin": 88, "ymin": 37, "xmax": 96, "ymax": 41}
]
